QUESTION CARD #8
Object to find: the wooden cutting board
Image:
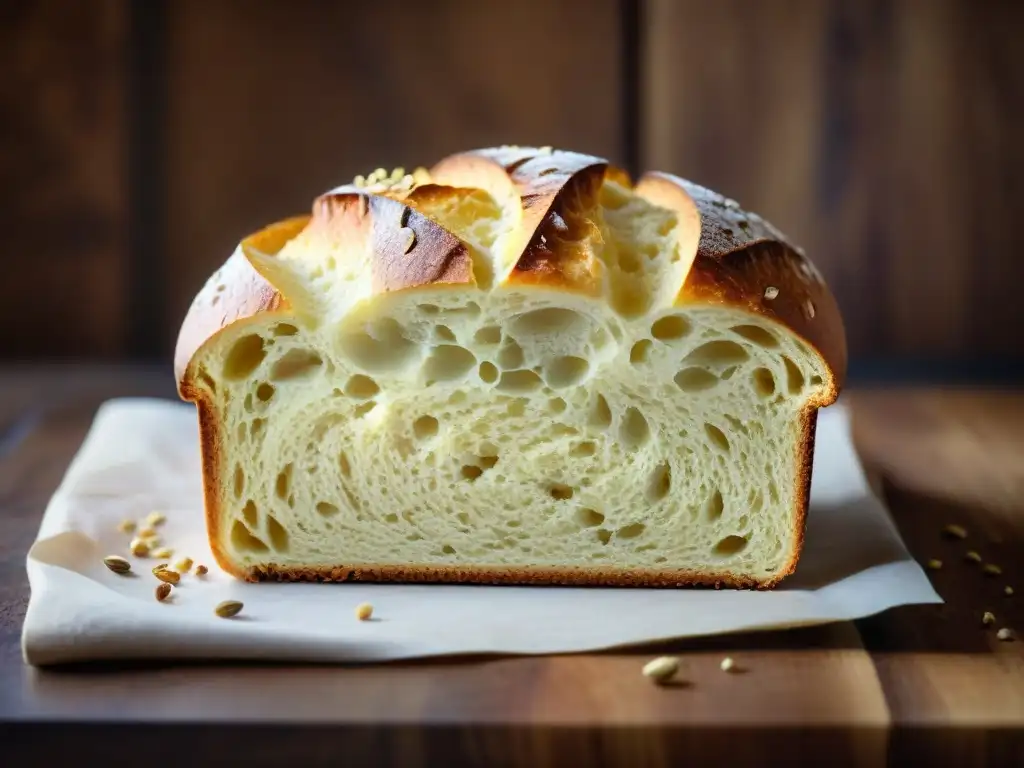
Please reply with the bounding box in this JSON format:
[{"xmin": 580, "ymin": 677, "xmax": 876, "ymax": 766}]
[{"xmin": 0, "ymin": 368, "xmax": 1021, "ymax": 766}]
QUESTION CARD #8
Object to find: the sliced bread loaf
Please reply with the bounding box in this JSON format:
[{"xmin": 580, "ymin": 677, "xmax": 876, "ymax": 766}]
[{"xmin": 175, "ymin": 146, "xmax": 846, "ymax": 587}]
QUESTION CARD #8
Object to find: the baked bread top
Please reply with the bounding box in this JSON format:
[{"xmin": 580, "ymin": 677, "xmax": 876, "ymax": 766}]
[{"xmin": 175, "ymin": 146, "xmax": 846, "ymax": 403}]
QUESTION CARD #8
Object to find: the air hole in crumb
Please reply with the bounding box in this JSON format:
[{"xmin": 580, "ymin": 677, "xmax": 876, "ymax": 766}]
[
  {"xmin": 270, "ymin": 348, "xmax": 323, "ymax": 380},
  {"xmin": 413, "ymin": 415, "xmax": 439, "ymax": 440},
  {"xmin": 478, "ymin": 361, "xmax": 499, "ymax": 383},
  {"xmin": 423, "ymin": 345, "xmax": 476, "ymax": 383},
  {"xmin": 434, "ymin": 325, "xmax": 456, "ymax": 342},
  {"xmin": 385, "ymin": 513, "xmax": 399, "ymax": 523},
  {"xmin": 506, "ymin": 398, "xmax": 528, "ymax": 417},
  {"xmin": 198, "ymin": 370, "xmax": 217, "ymax": 393},
  {"xmin": 810, "ymin": 374, "xmax": 823, "ymax": 387},
  {"xmin": 650, "ymin": 314, "xmax": 691, "ymax": 341},
  {"xmin": 441, "ymin": 544, "xmax": 456, "ymax": 555},
  {"xmin": 338, "ymin": 317, "xmax": 418, "ymax": 373},
  {"xmin": 495, "ymin": 369, "xmax": 543, "ymax": 393},
  {"xmin": 511, "ymin": 307, "xmax": 584, "ymax": 336},
  {"xmin": 589, "ymin": 393, "xmax": 612, "ymax": 429},
  {"xmin": 242, "ymin": 499, "xmax": 258, "ymax": 527},
  {"xmin": 684, "ymin": 340, "xmax": 749, "ymax": 367},
  {"xmin": 704, "ymin": 423, "xmax": 730, "ymax": 452},
  {"xmin": 783, "ymin": 355, "xmax": 805, "ymax": 394},
  {"xmin": 645, "ymin": 462, "xmax": 671, "ymax": 502},
  {"xmin": 721, "ymin": 365, "xmax": 738, "ymax": 381},
  {"xmin": 275, "ymin": 464, "xmax": 293, "ymax": 500},
  {"xmin": 577, "ymin": 508, "xmax": 605, "ymax": 527},
  {"xmin": 233, "ymin": 465, "xmax": 245, "ymax": 498},
  {"xmin": 265, "ymin": 514, "xmax": 290, "ymax": 552},
  {"xmin": 629, "ymin": 339, "xmax": 653, "ymax": 364},
  {"xmin": 223, "ymin": 334, "xmax": 267, "ymax": 380},
  {"xmin": 316, "ymin": 501, "xmax": 339, "ymax": 517},
  {"xmin": 714, "ymin": 535, "xmax": 749, "ymax": 556},
  {"xmin": 596, "ymin": 528, "xmax": 612, "ymax": 545},
  {"xmin": 548, "ymin": 397, "xmax": 567, "ymax": 413},
  {"xmin": 549, "ymin": 483, "xmax": 574, "ymax": 500},
  {"xmin": 250, "ymin": 418, "xmax": 265, "ymax": 439},
  {"xmin": 231, "ymin": 519, "xmax": 268, "ymax": 553},
  {"xmin": 571, "ymin": 441, "xmax": 597, "ymax": 457},
  {"xmin": 752, "ymin": 367, "xmax": 776, "ymax": 397},
  {"xmin": 256, "ymin": 382, "xmax": 275, "ymax": 402},
  {"xmin": 354, "ymin": 401, "xmax": 377, "ymax": 418},
  {"xmin": 706, "ymin": 489, "xmax": 725, "ymax": 520},
  {"xmin": 474, "ymin": 326, "xmax": 502, "ymax": 345},
  {"xmin": 418, "ymin": 304, "xmax": 440, "ymax": 314},
  {"xmin": 339, "ymin": 451, "xmax": 351, "ymax": 477},
  {"xmin": 344, "ymin": 374, "xmax": 379, "ymax": 399},
  {"xmin": 674, "ymin": 368, "xmax": 718, "ymax": 392},
  {"xmin": 544, "ymin": 356, "xmax": 589, "ymax": 388},
  {"xmin": 617, "ymin": 522, "xmax": 645, "ymax": 539},
  {"xmin": 461, "ymin": 465, "xmax": 484, "ymax": 481},
  {"xmin": 730, "ymin": 324, "xmax": 779, "ymax": 348},
  {"xmin": 497, "ymin": 340, "xmax": 525, "ymax": 370},
  {"xmin": 619, "ymin": 407, "xmax": 650, "ymax": 448},
  {"xmin": 273, "ymin": 323, "xmax": 298, "ymax": 337},
  {"xmin": 456, "ymin": 512, "xmax": 470, "ymax": 525}
]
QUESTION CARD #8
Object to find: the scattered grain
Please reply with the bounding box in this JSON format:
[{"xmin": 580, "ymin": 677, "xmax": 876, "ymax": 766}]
[
  {"xmin": 215, "ymin": 600, "xmax": 243, "ymax": 618},
  {"xmin": 151, "ymin": 563, "xmax": 169, "ymax": 575},
  {"xmin": 155, "ymin": 583, "xmax": 172, "ymax": 601},
  {"xmin": 965, "ymin": 550, "xmax": 982, "ymax": 563},
  {"xmin": 152, "ymin": 547, "xmax": 174, "ymax": 559},
  {"xmin": 117, "ymin": 520, "xmax": 136, "ymax": 534},
  {"xmin": 641, "ymin": 656, "xmax": 679, "ymax": 684},
  {"xmin": 146, "ymin": 511, "xmax": 166, "ymax": 527},
  {"xmin": 175, "ymin": 557, "xmax": 193, "ymax": 573},
  {"xmin": 1005, "ymin": 586, "xmax": 1014, "ymax": 596},
  {"xmin": 943, "ymin": 524, "xmax": 967, "ymax": 540},
  {"xmin": 763, "ymin": 286, "xmax": 779, "ymax": 301},
  {"xmin": 129, "ymin": 538, "xmax": 150, "ymax": 557},
  {"xmin": 983, "ymin": 611, "xmax": 996, "ymax": 626},
  {"xmin": 155, "ymin": 568, "xmax": 181, "ymax": 585},
  {"xmin": 983, "ymin": 563, "xmax": 1003, "ymax": 577},
  {"xmin": 997, "ymin": 628, "xmax": 1014, "ymax": 642},
  {"xmin": 103, "ymin": 555, "xmax": 131, "ymax": 574},
  {"xmin": 138, "ymin": 526, "xmax": 157, "ymax": 539},
  {"xmin": 720, "ymin": 657, "xmax": 737, "ymax": 673},
  {"xmin": 926, "ymin": 559, "xmax": 942, "ymax": 570},
  {"xmin": 355, "ymin": 602, "xmax": 374, "ymax": 621},
  {"xmin": 195, "ymin": 564, "xmax": 209, "ymax": 577}
]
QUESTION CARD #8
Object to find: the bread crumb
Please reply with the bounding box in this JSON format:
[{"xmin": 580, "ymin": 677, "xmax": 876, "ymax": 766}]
[
  {"xmin": 996, "ymin": 628, "xmax": 1014, "ymax": 642},
  {"xmin": 720, "ymin": 657, "xmax": 736, "ymax": 673},
  {"xmin": 943, "ymin": 524, "xmax": 968, "ymax": 540},
  {"xmin": 355, "ymin": 602, "xmax": 374, "ymax": 621},
  {"xmin": 641, "ymin": 656, "xmax": 679, "ymax": 684},
  {"xmin": 983, "ymin": 611, "xmax": 996, "ymax": 626},
  {"xmin": 926, "ymin": 559, "xmax": 942, "ymax": 570}
]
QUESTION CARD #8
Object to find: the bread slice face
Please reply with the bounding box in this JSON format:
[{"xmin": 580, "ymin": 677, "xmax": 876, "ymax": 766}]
[{"xmin": 175, "ymin": 148, "xmax": 847, "ymax": 588}]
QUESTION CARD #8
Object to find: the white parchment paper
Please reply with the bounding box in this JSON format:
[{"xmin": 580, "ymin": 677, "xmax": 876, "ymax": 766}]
[{"xmin": 22, "ymin": 398, "xmax": 940, "ymax": 666}]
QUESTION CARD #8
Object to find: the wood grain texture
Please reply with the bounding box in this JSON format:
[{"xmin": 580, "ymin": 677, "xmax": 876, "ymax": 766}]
[
  {"xmin": 2, "ymin": 366, "xmax": 1024, "ymax": 765},
  {"xmin": 0, "ymin": 0, "xmax": 128, "ymax": 358},
  {"xmin": 163, "ymin": 0, "xmax": 625, "ymax": 358},
  {"xmin": 643, "ymin": 0, "xmax": 1024, "ymax": 362}
]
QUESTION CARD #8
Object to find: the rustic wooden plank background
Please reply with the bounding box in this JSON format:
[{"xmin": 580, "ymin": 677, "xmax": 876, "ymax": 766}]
[{"xmin": 1, "ymin": 0, "xmax": 1022, "ymax": 367}]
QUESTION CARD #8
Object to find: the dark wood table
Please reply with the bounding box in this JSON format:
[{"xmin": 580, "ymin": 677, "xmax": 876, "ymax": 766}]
[{"xmin": 1, "ymin": 365, "xmax": 1022, "ymax": 766}]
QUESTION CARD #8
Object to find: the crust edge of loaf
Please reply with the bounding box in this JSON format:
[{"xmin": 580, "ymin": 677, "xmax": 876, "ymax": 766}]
[{"xmin": 194, "ymin": 394, "xmax": 819, "ymax": 590}]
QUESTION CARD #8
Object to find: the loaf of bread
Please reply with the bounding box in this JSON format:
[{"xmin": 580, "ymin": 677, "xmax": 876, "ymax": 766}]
[{"xmin": 174, "ymin": 146, "xmax": 846, "ymax": 588}]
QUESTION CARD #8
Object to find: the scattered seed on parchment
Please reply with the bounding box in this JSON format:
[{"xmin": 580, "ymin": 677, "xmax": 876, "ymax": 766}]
[
  {"xmin": 151, "ymin": 563, "xmax": 169, "ymax": 575},
  {"xmin": 154, "ymin": 569, "xmax": 180, "ymax": 585},
  {"xmin": 195, "ymin": 564, "xmax": 209, "ymax": 577},
  {"xmin": 996, "ymin": 628, "xmax": 1014, "ymax": 642},
  {"xmin": 175, "ymin": 557, "xmax": 193, "ymax": 573},
  {"xmin": 983, "ymin": 611, "xmax": 996, "ymax": 626},
  {"xmin": 151, "ymin": 547, "xmax": 174, "ymax": 559},
  {"xmin": 146, "ymin": 511, "xmax": 166, "ymax": 527},
  {"xmin": 117, "ymin": 520, "xmax": 136, "ymax": 535},
  {"xmin": 215, "ymin": 600, "xmax": 243, "ymax": 618},
  {"xmin": 138, "ymin": 526, "xmax": 157, "ymax": 539},
  {"xmin": 129, "ymin": 538, "xmax": 150, "ymax": 557},
  {"xmin": 355, "ymin": 602, "xmax": 374, "ymax": 621},
  {"xmin": 155, "ymin": 583, "xmax": 172, "ymax": 602},
  {"xmin": 720, "ymin": 657, "xmax": 737, "ymax": 673},
  {"xmin": 103, "ymin": 555, "xmax": 131, "ymax": 574},
  {"xmin": 641, "ymin": 656, "xmax": 679, "ymax": 684},
  {"xmin": 943, "ymin": 524, "xmax": 968, "ymax": 540},
  {"xmin": 983, "ymin": 563, "xmax": 1003, "ymax": 577}
]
